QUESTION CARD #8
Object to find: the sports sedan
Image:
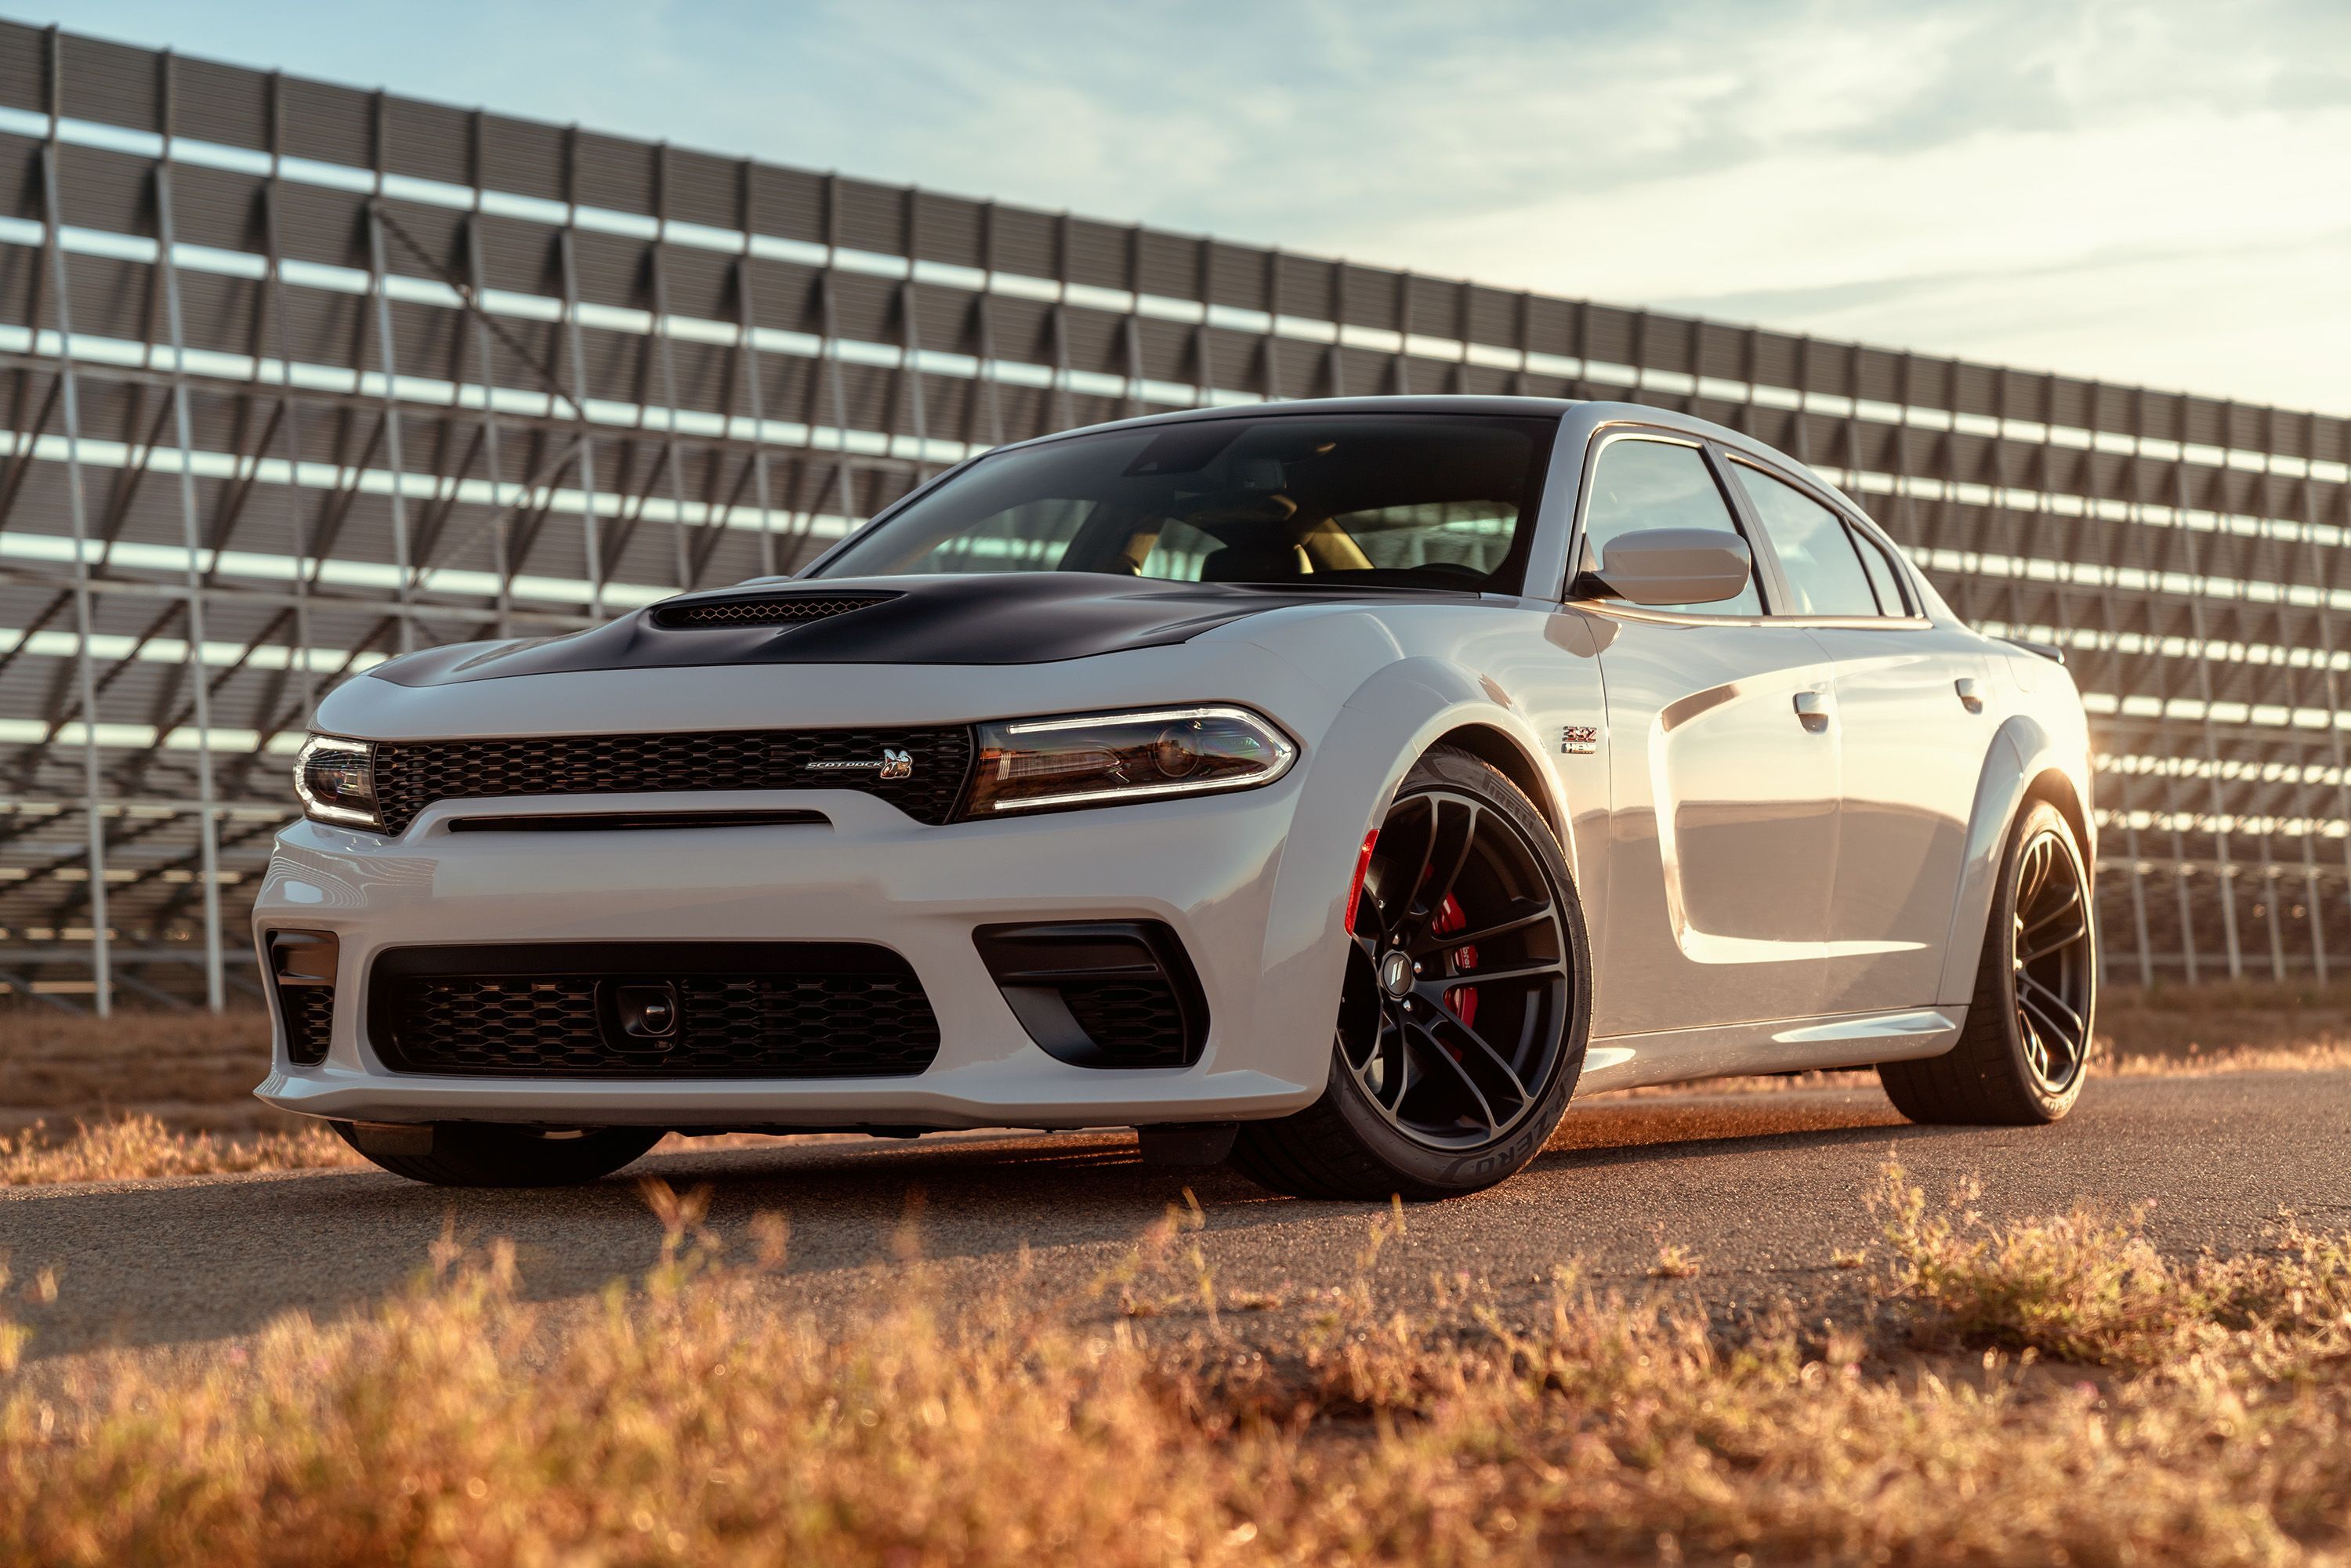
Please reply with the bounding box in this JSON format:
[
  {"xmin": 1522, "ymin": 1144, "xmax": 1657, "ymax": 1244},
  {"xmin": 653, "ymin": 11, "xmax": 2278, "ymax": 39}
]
[{"xmin": 256, "ymin": 396, "xmax": 2097, "ymax": 1197}]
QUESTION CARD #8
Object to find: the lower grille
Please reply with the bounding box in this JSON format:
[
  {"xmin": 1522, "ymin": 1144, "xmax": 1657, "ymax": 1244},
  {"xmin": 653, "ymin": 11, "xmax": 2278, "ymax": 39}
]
[
  {"xmin": 369, "ymin": 943, "xmax": 940, "ymax": 1078},
  {"xmin": 973, "ymin": 921, "xmax": 1208, "ymax": 1069},
  {"xmin": 265, "ymin": 929, "xmax": 339, "ymax": 1066},
  {"xmin": 1060, "ymin": 980, "xmax": 1192, "ymax": 1067},
  {"xmin": 281, "ymin": 985, "xmax": 336, "ymax": 1066}
]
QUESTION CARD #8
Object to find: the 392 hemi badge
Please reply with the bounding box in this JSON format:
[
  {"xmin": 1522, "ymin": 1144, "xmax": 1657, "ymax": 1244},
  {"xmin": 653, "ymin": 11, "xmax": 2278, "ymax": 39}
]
[
  {"xmin": 1561, "ymin": 725, "xmax": 1599, "ymax": 756},
  {"xmin": 803, "ymin": 747, "xmax": 915, "ymax": 781}
]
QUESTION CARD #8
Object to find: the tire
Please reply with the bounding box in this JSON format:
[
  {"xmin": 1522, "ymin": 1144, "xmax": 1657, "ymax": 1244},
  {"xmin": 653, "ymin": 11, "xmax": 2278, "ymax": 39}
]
[
  {"xmin": 1878, "ymin": 798, "xmax": 2096, "ymax": 1125},
  {"xmin": 1230, "ymin": 744, "xmax": 1591, "ymax": 1200},
  {"xmin": 332, "ymin": 1121, "xmax": 665, "ymax": 1186}
]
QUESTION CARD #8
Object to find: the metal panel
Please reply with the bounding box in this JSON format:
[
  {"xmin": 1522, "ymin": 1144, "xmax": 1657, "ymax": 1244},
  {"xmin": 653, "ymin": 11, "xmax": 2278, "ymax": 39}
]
[{"xmin": 2, "ymin": 15, "xmax": 2346, "ymax": 1005}]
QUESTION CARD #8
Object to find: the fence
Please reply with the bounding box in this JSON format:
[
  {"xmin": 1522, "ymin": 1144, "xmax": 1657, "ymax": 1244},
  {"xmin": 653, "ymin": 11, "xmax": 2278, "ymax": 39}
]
[{"xmin": 4, "ymin": 20, "xmax": 2349, "ymax": 1010}]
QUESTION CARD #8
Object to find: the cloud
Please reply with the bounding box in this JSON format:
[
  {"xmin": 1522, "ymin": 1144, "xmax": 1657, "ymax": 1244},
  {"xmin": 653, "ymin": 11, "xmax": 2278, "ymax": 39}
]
[{"xmin": 31, "ymin": 0, "xmax": 2351, "ymax": 412}]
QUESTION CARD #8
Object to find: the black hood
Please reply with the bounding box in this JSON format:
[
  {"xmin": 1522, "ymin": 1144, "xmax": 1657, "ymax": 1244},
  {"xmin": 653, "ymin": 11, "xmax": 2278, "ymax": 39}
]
[{"xmin": 368, "ymin": 573, "xmax": 1471, "ymax": 687}]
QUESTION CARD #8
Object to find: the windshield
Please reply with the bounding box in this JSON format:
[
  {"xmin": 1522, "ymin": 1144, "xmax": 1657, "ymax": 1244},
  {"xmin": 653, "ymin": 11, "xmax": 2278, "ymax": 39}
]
[{"xmin": 813, "ymin": 412, "xmax": 1558, "ymax": 592}]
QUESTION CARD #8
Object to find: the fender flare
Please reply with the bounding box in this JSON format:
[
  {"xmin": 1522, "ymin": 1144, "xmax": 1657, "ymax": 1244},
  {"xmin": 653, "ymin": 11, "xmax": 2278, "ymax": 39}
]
[
  {"xmin": 1936, "ymin": 712, "xmax": 2096, "ymax": 1008},
  {"xmin": 1256, "ymin": 658, "xmax": 1592, "ymax": 1059}
]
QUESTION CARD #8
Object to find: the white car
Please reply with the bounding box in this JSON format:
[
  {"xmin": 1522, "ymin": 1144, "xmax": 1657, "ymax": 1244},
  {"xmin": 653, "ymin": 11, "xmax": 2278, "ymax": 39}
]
[{"xmin": 256, "ymin": 397, "xmax": 2098, "ymax": 1197}]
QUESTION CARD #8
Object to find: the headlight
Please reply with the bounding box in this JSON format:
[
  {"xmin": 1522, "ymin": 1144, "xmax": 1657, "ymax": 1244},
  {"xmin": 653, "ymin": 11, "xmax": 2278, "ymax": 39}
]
[
  {"xmin": 293, "ymin": 734, "xmax": 383, "ymax": 830},
  {"xmin": 963, "ymin": 705, "xmax": 1298, "ymax": 817}
]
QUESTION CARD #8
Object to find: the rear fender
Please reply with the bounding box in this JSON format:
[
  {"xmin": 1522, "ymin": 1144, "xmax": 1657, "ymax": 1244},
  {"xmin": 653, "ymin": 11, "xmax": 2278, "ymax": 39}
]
[{"xmin": 1936, "ymin": 712, "xmax": 2094, "ymax": 1008}]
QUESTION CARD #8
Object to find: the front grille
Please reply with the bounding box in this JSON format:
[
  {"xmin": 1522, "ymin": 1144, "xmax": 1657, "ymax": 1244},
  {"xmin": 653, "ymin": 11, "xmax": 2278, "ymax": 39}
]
[
  {"xmin": 281, "ymin": 985, "xmax": 335, "ymax": 1066},
  {"xmin": 371, "ymin": 726, "xmax": 973, "ymax": 835},
  {"xmin": 369, "ymin": 942, "xmax": 941, "ymax": 1078},
  {"xmin": 650, "ymin": 592, "xmax": 896, "ymax": 629}
]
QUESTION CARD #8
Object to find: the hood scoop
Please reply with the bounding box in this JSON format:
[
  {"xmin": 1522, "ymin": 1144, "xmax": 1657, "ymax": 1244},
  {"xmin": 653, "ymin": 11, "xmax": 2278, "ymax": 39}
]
[{"xmin": 649, "ymin": 590, "xmax": 898, "ymax": 630}]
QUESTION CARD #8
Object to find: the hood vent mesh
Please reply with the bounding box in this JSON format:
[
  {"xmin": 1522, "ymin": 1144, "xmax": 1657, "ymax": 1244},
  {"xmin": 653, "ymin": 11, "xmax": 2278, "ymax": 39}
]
[{"xmin": 650, "ymin": 592, "xmax": 897, "ymax": 630}]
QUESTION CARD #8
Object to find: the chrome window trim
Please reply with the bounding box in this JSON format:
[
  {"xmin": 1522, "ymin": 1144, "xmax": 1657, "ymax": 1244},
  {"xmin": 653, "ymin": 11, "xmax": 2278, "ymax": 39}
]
[{"xmin": 1580, "ymin": 603, "xmax": 1932, "ymax": 632}]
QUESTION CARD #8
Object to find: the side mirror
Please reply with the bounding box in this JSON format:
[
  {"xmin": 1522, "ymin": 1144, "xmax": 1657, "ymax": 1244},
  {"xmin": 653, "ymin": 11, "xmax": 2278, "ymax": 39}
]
[{"xmin": 1576, "ymin": 527, "xmax": 1752, "ymax": 607}]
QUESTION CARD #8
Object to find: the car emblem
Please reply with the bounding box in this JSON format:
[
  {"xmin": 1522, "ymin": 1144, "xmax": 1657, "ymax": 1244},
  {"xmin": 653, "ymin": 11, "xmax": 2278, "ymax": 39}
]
[
  {"xmin": 1378, "ymin": 949, "xmax": 1416, "ymax": 998},
  {"xmin": 1561, "ymin": 725, "xmax": 1598, "ymax": 756},
  {"xmin": 801, "ymin": 747, "xmax": 915, "ymax": 780}
]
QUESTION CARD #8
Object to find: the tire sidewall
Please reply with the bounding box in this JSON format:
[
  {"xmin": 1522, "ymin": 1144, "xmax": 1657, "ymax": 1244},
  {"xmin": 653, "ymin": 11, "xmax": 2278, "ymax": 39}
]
[
  {"xmin": 1322, "ymin": 747, "xmax": 1592, "ymax": 1193},
  {"xmin": 1988, "ymin": 800, "xmax": 2096, "ymax": 1120}
]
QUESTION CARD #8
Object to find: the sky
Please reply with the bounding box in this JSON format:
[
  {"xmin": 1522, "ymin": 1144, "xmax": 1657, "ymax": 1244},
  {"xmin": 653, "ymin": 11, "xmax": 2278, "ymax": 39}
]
[{"xmin": 18, "ymin": 0, "xmax": 2351, "ymax": 416}]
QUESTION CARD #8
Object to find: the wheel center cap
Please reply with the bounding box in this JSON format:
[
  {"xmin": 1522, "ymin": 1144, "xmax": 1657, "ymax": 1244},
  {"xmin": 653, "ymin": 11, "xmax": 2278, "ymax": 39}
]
[{"xmin": 1378, "ymin": 949, "xmax": 1415, "ymax": 998}]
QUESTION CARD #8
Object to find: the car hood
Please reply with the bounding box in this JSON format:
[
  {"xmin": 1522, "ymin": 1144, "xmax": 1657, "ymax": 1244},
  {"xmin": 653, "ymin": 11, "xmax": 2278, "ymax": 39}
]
[{"xmin": 366, "ymin": 573, "xmax": 1475, "ymax": 688}]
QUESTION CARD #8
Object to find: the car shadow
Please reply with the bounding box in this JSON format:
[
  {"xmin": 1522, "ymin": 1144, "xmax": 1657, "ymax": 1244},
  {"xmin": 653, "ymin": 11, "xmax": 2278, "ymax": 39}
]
[{"xmin": 9, "ymin": 1089, "xmax": 1972, "ymax": 1360}]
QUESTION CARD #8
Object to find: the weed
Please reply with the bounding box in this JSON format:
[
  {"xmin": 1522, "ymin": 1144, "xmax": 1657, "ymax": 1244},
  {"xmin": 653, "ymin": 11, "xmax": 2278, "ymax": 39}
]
[{"xmin": 3, "ymin": 1167, "xmax": 2338, "ymax": 1563}]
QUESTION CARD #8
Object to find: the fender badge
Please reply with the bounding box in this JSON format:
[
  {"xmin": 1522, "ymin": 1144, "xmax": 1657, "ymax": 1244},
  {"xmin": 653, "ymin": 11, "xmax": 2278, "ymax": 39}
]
[{"xmin": 1562, "ymin": 725, "xmax": 1598, "ymax": 756}]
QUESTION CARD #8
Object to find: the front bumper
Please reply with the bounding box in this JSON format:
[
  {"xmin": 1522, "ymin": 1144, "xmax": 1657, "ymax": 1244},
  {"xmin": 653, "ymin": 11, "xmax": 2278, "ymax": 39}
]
[{"xmin": 251, "ymin": 777, "xmax": 1341, "ymax": 1130}]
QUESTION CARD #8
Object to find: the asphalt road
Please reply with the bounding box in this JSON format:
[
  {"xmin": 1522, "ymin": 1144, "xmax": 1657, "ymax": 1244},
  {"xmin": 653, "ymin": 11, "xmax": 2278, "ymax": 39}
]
[{"xmin": 6, "ymin": 1069, "xmax": 2347, "ymax": 1362}]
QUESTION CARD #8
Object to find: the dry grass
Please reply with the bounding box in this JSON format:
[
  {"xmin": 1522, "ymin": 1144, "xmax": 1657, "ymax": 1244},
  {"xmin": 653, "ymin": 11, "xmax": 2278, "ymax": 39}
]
[
  {"xmin": 0, "ymin": 1114, "xmax": 360, "ymax": 1185},
  {"xmin": 1646, "ymin": 1239, "xmax": 1704, "ymax": 1279},
  {"xmin": 0, "ymin": 1007, "xmax": 285, "ymax": 1139},
  {"xmin": 1872, "ymin": 1161, "xmax": 2351, "ymax": 1372},
  {"xmin": 2100, "ymin": 978, "xmax": 2351, "ymax": 1059},
  {"xmin": 2106, "ymin": 1039, "xmax": 2351, "ymax": 1076},
  {"xmin": 2, "ymin": 1171, "xmax": 2346, "ymax": 1565}
]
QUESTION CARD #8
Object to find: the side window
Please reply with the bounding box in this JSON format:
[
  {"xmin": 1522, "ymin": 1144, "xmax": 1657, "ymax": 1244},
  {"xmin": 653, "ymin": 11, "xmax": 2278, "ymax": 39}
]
[
  {"xmin": 1848, "ymin": 524, "xmax": 1909, "ymax": 614},
  {"xmin": 1578, "ymin": 438, "xmax": 1762, "ymax": 616},
  {"xmin": 1733, "ymin": 464, "xmax": 1878, "ymax": 617}
]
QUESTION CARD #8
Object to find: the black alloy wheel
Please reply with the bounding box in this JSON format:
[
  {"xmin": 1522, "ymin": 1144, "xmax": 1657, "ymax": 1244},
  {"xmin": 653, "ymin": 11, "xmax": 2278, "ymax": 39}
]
[
  {"xmin": 1339, "ymin": 787, "xmax": 1574, "ymax": 1150},
  {"xmin": 1878, "ymin": 798, "xmax": 2096, "ymax": 1125},
  {"xmin": 1230, "ymin": 744, "xmax": 1590, "ymax": 1200},
  {"xmin": 2010, "ymin": 823, "xmax": 2094, "ymax": 1093}
]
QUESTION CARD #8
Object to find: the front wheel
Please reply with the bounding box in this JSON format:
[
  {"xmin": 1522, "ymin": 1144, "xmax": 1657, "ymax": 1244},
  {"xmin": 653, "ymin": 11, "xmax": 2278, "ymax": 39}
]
[
  {"xmin": 1230, "ymin": 744, "xmax": 1590, "ymax": 1200},
  {"xmin": 1878, "ymin": 798, "xmax": 2096, "ymax": 1125},
  {"xmin": 332, "ymin": 1122, "xmax": 665, "ymax": 1186}
]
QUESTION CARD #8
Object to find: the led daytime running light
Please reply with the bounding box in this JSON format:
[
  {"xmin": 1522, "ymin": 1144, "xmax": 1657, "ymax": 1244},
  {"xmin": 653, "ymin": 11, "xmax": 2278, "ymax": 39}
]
[
  {"xmin": 965, "ymin": 704, "xmax": 1297, "ymax": 817},
  {"xmin": 293, "ymin": 734, "xmax": 382, "ymax": 830}
]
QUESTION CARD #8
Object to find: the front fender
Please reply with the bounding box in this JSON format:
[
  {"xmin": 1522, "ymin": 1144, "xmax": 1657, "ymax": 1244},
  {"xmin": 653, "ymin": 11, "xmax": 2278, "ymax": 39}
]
[
  {"xmin": 1252, "ymin": 658, "xmax": 1592, "ymax": 1090},
  {"xmin": 1936, "ymin": 709, "xmax": 2094, "ymax": 1008}
]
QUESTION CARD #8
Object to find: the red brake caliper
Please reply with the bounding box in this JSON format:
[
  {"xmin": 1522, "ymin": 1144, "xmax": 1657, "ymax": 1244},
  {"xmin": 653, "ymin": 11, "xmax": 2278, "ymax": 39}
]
[{"xmin": 1432, "ymin": 893, "xmax": 1480, "ymax": 1029}]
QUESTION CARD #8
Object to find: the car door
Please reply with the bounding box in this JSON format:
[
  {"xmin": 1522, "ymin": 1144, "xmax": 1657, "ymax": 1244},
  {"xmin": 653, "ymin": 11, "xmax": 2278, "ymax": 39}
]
[
  {"xmin": 1576, "ymin": 430, "xmax": 1842, "ymax": 1036},
  {"xmin": 1722, "ymin": 458, "xmax": 1987, "ymax": 1013}
]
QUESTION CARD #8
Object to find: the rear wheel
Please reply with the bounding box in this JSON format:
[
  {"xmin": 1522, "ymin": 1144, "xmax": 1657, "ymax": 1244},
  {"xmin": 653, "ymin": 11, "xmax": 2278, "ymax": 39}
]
[
  {"xmin": 1230, "ymin": 744, "xmax": 1589, "ymax": 1200},
  {"xmin": 332, "ymin": 1122, "xmax": 665, "ymax": 1187},
  {"xmin": 1878, "ymin": 798, "xmax": 2096, "ymax": 1124}
]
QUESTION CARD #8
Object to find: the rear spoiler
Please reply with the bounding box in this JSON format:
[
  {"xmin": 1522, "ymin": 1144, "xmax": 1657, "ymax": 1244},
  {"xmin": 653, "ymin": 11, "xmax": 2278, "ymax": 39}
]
[{"xmin": 1998, "ymin": 636, "xmax": 2067, "ymax": 667}]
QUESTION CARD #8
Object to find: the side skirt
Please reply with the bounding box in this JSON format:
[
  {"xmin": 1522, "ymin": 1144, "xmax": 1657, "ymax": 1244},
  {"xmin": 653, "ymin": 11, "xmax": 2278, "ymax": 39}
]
[{"xmin": 1574, "ymin": 1007, "xmax": 1965, "ymax": 1096}]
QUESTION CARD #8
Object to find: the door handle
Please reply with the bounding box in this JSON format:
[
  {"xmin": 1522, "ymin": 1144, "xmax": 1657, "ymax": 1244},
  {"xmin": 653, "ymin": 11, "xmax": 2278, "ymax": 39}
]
[
  {"xmin": 1955, "ymin": 677, "xmax": 1985, "ymax": 714},
  {"xmin": 1792, "ymin": 690, "xmax": 1831, "ymax": 733}
]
